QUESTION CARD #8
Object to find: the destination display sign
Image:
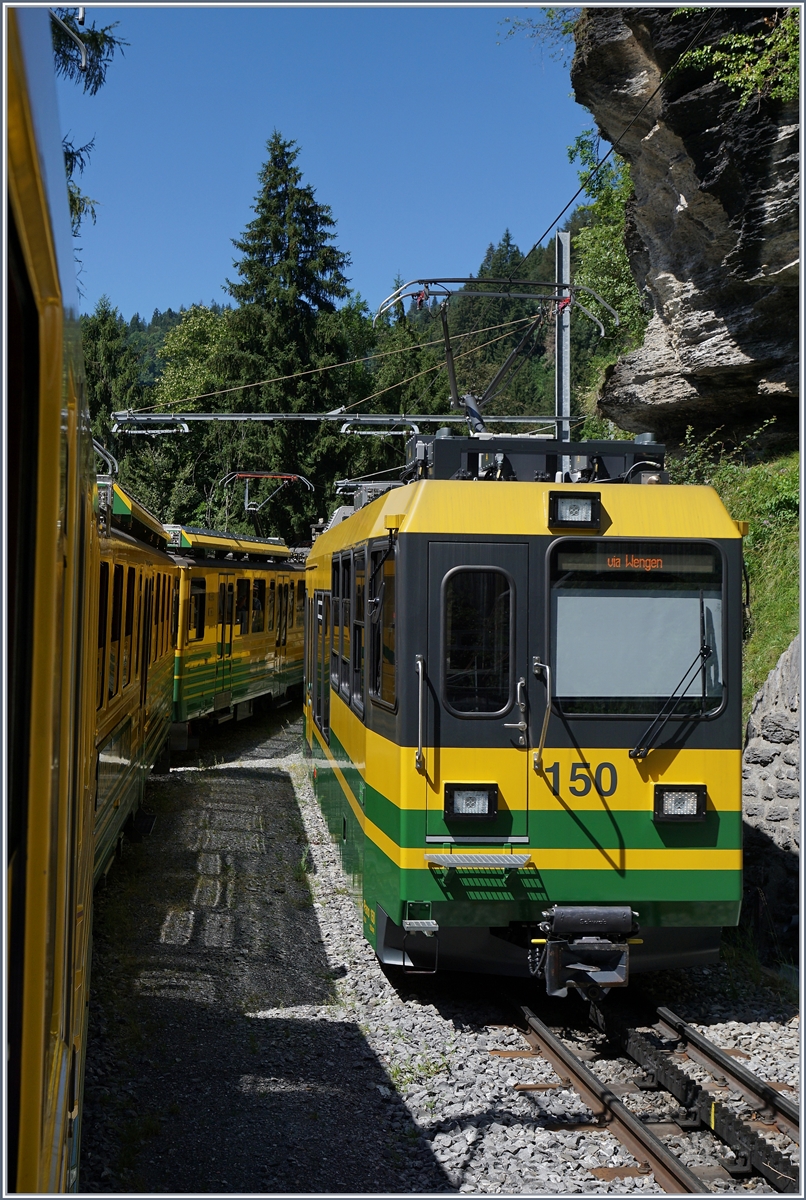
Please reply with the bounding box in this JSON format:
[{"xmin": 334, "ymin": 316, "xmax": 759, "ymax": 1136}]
[{"xmin": 556, "ymin": 543, "xmax": 718, "ymax": 575}]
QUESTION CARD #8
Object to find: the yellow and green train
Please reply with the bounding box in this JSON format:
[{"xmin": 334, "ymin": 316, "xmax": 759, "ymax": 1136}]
[
  {"xmin": 304, "ymin": 433, "xmax": 744, "ymax": 994},
  {"xmin": 166, "ymin": 525, "xmax": 305, "ymax": 741}
]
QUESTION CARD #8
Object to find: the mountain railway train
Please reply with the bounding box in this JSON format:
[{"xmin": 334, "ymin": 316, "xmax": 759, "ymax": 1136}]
[
  {"xmin": 166, "ymin": 524, "xmax": 305, "ymax": 741},
  {"xmin": 304, "ymin": 432, "xmax": 745, "ymax": 994},
  {"xmin": 5, "ymin": 12, "xmax": 303, "ymax": 1188}
]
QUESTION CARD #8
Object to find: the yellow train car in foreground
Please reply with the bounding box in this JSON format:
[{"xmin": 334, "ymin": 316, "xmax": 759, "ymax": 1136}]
[{"xmin": 7, "ymin": 9, "xmax": 97, "ymax": 1189}]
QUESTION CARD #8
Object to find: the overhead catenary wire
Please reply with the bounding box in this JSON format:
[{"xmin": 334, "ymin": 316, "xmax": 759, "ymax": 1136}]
[
  {"xmin": 514, "ymin": 7, "xmax": 720, "ymax": 279},
  {"xmin": 139, "ymin": 313, "xmax": 541, "ymax": 413}
]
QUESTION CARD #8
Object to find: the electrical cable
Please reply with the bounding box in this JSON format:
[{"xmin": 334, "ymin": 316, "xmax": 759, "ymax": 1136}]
[{"xmin": 138, "ymin": 313, "xmax": 540, "ymax": 413}]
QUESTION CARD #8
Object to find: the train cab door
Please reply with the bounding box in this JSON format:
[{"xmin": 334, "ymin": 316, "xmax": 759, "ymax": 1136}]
[
  {"xmin": 423, "ymin": 541, "xmax": 530, "ymax": 844},
  {"xmin": 216, "ymin": 574, "xmax": 234, "ymax": 701}
]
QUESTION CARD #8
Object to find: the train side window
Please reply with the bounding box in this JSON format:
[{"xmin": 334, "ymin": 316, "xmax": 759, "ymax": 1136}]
[
  {"xmin": 108, "ymin": 563, "xmax": 123, "ymax": 700},
  {"xmin": 352, "ymin": 553, "xmax": 365, "ymax": 710},
  {"xmin": 97, "ymin": 562, "xmax": 109, "ymax": 708},
  {"xmin": 289, "ymin": 581, "xmax": 295, "ymax": 628},
  {"xmin": 171, "ymin": 578, "xmax": 179, "ymax": 648},
  {"xmin": 235, "ymin": 578, "xmax": 250, "ymax": 635},
  {"xmin": 369, "ymin": 547, "xmax": 396, "ymax": 708},
  {"xmin": 134, "ymin": 570, "xmax": 143, "ymax": 678},
  {"xmin": 297, "ymin": 579, "xmax": 305, "ymax": 623},
  {"xmin": 279, "ymin": 583, "xmax": 288, "ymax": 646},
  {"xmin": 330, "ymin": 558, "xmax": 340, "ymax": 687},
  {"xmin": 188, "ymin": 578, "xmax": 206, "ymax": 640},
  {"xmin": 340, "ymin": 557, "xmax": 351, "ymax": 695},
  {"xmin": 163, "ymin": 572, "xmax": 170, "ymax": 655},
  {"xmin": 268, "ymin": 580, "xmax": 276, "ymax": 631},
  {"xmin": 153, "ymin": 573, "xmax": 161, "ymax": 663},
  {"xmin": 314, "ymin": 592, "xmax": 331, "ymax": 740},
  {"xmin": 252, "ymin": 579, "xmax": 265, "ymax": 633},
  {"xmin": 123, "ymin": 567, "xmax": 135, "ymax": 687}
]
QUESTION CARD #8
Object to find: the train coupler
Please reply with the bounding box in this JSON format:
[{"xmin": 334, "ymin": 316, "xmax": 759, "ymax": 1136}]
[{"xmin": 530, "ymin": 905, "xmax": 640, "ymax": 997}]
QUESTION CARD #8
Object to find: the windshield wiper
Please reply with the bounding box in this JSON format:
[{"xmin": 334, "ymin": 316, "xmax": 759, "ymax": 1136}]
[{"xmin": 629, "ymin": 643, "xmax": 713, "ymax": 761}]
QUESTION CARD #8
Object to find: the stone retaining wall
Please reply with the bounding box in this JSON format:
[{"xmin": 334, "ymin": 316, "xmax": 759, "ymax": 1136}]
[{"xmin": 741, "ymin": 636, "xmax": 800, "ymax": 956}]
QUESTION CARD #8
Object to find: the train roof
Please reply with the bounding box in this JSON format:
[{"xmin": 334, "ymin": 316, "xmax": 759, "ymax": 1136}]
[
  {"xmin": 164, "ymin": 524, "xmax": 291, "ymax": 561},
  {"xmin": 110, "ymin": 484, "xmax": 169, "ymax": 549}
]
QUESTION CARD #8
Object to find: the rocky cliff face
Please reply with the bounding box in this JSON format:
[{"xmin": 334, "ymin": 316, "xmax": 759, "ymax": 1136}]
[{"xmin": 571, "ymin": 8, "xmax": 799, "ymax": 441}]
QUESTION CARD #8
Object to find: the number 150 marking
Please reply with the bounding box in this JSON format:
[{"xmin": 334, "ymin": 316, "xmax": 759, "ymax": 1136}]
[{"xmin": 544, "ymin": 761, "xmax": 618, "ymax": 799}]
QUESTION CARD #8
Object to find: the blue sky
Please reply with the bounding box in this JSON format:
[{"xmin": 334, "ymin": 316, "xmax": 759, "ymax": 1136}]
[{"xmin": 55, "ymin": 6, "xmax": 594, "ymax": 323}]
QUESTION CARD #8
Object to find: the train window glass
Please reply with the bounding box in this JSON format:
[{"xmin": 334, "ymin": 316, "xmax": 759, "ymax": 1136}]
[
  {"xmin": 280, "ymin": 583, "xmax": 289, "ymax": 646},
  {"xmin": 135, "ymin": 571, "xmax": 143, "ymax": 677},
  {"xmin": 108, "ymin": 564, "xmax": 124, "ymax": 699},
  {"xmin": 171, "ymin": 578, "xmax": 180, "ymax": 648},
  {"xmin": 321, "ymin": 593, "xmax": 330, "ymax": 736},
  {"xmin": 97, "ymin": 562, "xmax": 109, "ymax": 708},
  {"xmin": 289, "ymin": 581, "xmax": 295, "ymax": 628},
  {"xmin": 252, "ymin": 579, "xmax": 266, "ymax": 633},
  {"xmin": 235, "ymin": 578, "xmax": 250, "ymax": 635},
  {"xmin": 188, "ymin": 578, "xmax": 205, "ymax": 640},
  {"xmin": 123, "ymin": 567, "xmax": 135, "ymax": 687},
  {"xmin": 268, "ymin": 580, "xmax": 276, "ymax": 631},
  {"xmin": 341, "ymin": 557, "xmax": 351, "ymax": 694},
  {"xmin": 550, "ymin": 540, "xmax": 724, "ymax": 715},
  {"xmin": 163, "ymin": 573, "xmax": 170, "ymax": 655},
  {"xmin": 153, "ymin": 573, "xmax": 161, "ymax": 662},
  {"xmin": 369, "ymin": 547, "xmax": 396, "ymax": 707},
  {"xmin": 443, "ymin": 569, "xmax": 511, "ymax": 715},
  {"xmin": 330, "ymin": 557, "xmax": 340, "ymax": 688},
  {"xmin": 352, "ymin": 553, "xmax": 365, "ymax": 709}
]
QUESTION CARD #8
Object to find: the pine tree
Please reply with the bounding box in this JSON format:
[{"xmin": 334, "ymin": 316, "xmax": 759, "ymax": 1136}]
[{"xmin": 81, "ymin": 296, "xmax": 143, "ymax": 443}]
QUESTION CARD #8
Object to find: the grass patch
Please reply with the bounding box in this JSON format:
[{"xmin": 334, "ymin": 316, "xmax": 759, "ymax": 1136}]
[{"xmin": 668, "ymin": 431, "xmax": 799, "ymax": 722}]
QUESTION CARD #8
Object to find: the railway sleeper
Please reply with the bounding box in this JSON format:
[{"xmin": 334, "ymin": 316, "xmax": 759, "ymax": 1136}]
[{"xmin": 587, "ymin": 999, "xmax": 800, "ymax": 1193}]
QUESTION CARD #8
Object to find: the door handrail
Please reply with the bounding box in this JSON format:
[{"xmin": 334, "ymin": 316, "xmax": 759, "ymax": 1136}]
[
  {"xmin": 532, "ymin": 657, "xmax": 552, "ymax": 771},
  {"xmin": 415, "ymin": 655, "xmax": 425, "ymax": 772}
]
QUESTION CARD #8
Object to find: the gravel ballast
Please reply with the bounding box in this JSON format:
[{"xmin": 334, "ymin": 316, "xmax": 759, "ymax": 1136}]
[{"xmin": 78, "ymin": 706, "xmax": 800, "ymax": 1193}]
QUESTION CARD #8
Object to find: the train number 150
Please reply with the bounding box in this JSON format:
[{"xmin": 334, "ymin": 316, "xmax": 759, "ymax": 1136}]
[{"xmin": 543, "ymin": 761, "xmax": 618, "ymax": 799}]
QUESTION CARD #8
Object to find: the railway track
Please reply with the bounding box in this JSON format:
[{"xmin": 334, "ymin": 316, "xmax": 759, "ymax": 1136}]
[{"xmin": 510, "ymin": 1001, "xmax": 800, "ymax": 1194}]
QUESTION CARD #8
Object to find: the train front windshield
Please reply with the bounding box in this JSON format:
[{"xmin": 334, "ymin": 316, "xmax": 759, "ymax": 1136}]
[{"xmin": 550, "ymin": 541, "xmax": 724, "ymax": 716}]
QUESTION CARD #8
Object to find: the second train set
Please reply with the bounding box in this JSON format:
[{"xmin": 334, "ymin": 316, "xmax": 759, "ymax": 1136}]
[{"xmin": 304, "ymin": 432, "xmax": 745, "ymax": 995}]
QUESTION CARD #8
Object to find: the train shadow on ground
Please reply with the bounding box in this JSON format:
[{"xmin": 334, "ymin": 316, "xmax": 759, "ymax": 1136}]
[{"xmin": 80, "ymin": 704, "xmax": 450, "ymax": 1193}]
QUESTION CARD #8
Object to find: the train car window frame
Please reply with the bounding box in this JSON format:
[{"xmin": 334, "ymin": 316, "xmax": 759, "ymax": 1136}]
[
  {"xmin": 152, "ymin": 572, "xmax": 161, "ymax": 663},
  {"xmin": 123, "ymin": 566, "xmax": 135, "ymax": 688},
  {"xmin": 352, "ymin": 551, "xmax": 365, "ymax": 713},
  {"xmin": 96, "ymin": 561, "xmax": 109, "ymax": 709},
  {"xmin": 235, "ymin": 578, "xmax": 250, "ymax": 636},
  {"xmin": 268, "ymin": 579, "xmax": 276, "ymax": 632},
  {"xmin": 296, "ymin": 578, "xmax": 306, "ymax": 625},
  {"xmin": 252, "ymin": 577, "xmax": 266, "ymax": 634},
  {"xmin": 368, "ymin": 541, "xmax": 397, "ymax": 711},
  {"xmin": 171, "ymin": 577, "xmax": 180, "ymax": 649},
  {"xmin": 134, "ymin": 570, "xmax": 143, "ymax": 678},
  {"xmin": 188, "ymin": 577, "xmax": 206, "ymax": 641},
  {"xmin": 330, "ymin": 557, "xmax": 341, "ymax": 688},
  {"xmin": 289, "ymin": 580, "xmax": 295, "ymax": 628},
  {"xmin": 546, "ymin": 536, "xmax": 728, "ymax": 720},
  {"xmin": 108, "ymin": 563, "xmax": 124, "ymax": 700},
  {"xmin": 340, "ymin": 555, "xmax": 352, "ymax": 698},
  {"xmin": 440, "ymin": 565, "xmax": 515, "ymax": 719},
  {"xmin": 313, "ymin": 590, "xmax": 331, "ymax": 741}
]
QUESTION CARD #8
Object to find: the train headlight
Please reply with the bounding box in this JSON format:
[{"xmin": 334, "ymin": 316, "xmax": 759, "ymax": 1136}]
[
  {"xmin": 548, "ymin": 491, "xmax": 601, "ymax": 529},
  {"xmin": 653, "ymin": 785, "xmax": 707, "ymax": 822},
  {"xmin": 444, "ymin": 783, "xmax": 498, "ymax": 821}
]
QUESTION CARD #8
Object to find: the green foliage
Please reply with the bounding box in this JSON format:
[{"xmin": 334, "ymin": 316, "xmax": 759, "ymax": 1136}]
[
  {"xmin": 80, "ymin": 296, "xmax": 143, "ymax": 442},
  {"xmin": 567, "ymin": 131, "xmax": 649, "ymax": 410},
  {"xmin": 668, "ymin": 428, "xmax": 799, "ymax": 717},
  {"xmin": 499, "ymin": 8, "xmax": 581, "ymax": 65},
  {"xmin": 674, "ymin": 7, "xmax": 799, "ymax": 108},
  {"xmin": 52, "ymin": 7, "xmax": 127, "ymax": 266}
]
